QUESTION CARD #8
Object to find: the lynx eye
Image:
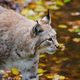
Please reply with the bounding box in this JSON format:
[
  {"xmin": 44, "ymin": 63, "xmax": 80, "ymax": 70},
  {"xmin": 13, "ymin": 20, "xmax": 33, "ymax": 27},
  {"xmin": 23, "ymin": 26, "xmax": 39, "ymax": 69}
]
[{"xmin": 48, "ymin": 38, "xmax": 52, "ymax": 41}]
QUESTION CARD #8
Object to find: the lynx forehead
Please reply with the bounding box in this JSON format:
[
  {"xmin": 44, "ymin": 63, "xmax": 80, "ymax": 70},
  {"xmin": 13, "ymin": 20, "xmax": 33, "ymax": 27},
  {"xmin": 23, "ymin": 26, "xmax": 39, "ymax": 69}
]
[{"xmin": 0, "ymin": 6, "xmax": 59, "ymax": 80}]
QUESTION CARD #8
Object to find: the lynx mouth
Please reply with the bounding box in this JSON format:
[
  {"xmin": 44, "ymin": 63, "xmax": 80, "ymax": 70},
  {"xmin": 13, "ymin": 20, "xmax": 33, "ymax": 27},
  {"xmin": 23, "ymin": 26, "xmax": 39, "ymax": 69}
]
[
  {"xmin": 47, "ymin": 51, "xmax": 56, "ymax": 54},
  {"xmin": 46, "ymin": 48, "xmax": 57, "ymax": 54}
]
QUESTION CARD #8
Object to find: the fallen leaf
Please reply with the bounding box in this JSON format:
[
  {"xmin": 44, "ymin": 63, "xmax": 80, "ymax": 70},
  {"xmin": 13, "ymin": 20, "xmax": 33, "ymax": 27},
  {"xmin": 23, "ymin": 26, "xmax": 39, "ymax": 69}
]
[
  {"xmin": 39, "ymin": 63, "xmax": 46, "ymax": 67},
  {"xmin": 64, "ymin": 0, "xmax": 72, "ymax": 3},
  {"xmin": 72, "ymin": 38, "xmax": 80, "ymax": 43},
  {"xmin": 58, "ymin": 24, "xmax": 68, "ymax": 28},
  {"xmin": 56, "ymin": 1, "xmax": 64, "ymax": 6},
  {"xmin": 45, "ymin": 74, "xmax": 53, "ymax": 79},
  {"xmin": 40, "ymin": 54, "xmax": 46, "ymax": 58},
  {"xmin": 29, "ymin": 3, "xmax": 37, "ymax": 9},
  {"xmin": 38, "ymin": 68, "xmax": 46, "ymax": 74},
  {"xmin": 11, "ymin": 68, "xmax": 20, "ymax": 76}
]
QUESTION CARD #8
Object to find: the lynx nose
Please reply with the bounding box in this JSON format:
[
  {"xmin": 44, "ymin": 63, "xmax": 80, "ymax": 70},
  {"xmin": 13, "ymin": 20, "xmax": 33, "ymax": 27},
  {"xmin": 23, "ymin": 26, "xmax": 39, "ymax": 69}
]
[
  {"xmin": 55, "ymin": 44, "xmax": 59, "ymax": 48},
  {"xmin": 54, "ymin": 40, "xmax": 59, "ymax": 48}
]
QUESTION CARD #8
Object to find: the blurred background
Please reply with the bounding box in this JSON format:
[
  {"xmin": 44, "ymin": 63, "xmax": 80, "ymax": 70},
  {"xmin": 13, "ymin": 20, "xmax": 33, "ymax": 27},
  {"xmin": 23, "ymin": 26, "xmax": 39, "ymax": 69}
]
[{"xmin": 0, "ymin": 0, "xmax": 80, "ymax": 80}]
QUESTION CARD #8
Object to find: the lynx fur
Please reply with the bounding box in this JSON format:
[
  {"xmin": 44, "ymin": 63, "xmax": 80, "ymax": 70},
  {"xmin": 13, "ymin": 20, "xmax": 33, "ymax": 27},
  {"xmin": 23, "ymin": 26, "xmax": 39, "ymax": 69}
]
[{"xmin": 0, "ymin": 6, "xmax": 59, "ymax": 80}]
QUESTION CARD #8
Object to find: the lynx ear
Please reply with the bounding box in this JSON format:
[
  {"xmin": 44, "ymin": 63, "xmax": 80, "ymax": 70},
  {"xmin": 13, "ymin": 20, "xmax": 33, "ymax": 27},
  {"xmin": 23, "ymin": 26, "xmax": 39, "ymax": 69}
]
[
  {"xmin": 42, "ymin": 10, "xmax": 51, "ymax": 24},
  {"xmin": 32, "ymin": 21, "xmax": 43, "ymax": 36}
]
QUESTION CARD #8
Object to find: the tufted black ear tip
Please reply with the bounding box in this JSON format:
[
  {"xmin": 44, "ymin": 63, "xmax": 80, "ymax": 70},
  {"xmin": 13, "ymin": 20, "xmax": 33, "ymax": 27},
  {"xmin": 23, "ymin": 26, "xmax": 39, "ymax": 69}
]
[
  {"xmin": 36, "ymin": 20, "xmax": 38, "ymax": 23},
  {"xmin": 31, "ymin": 20, "xmax": 43, "ymax": 37},
  {"xmin": 47, "ymin": 9, "xmax": 50, "ymax": 21},
  {"xmin": 47, "ymin": 9, "xmax": 50, "ymax": 19},
  {"xmin": 41, "ymin": 9, "xmax": 51, "ymax": 24},
  {"xmin": 36, "ymin": 20, "xmax": 39, "ymax": 24},
  {"xmin": 36, "ymin": 20, "xmax": 40, "ymax": 27}
]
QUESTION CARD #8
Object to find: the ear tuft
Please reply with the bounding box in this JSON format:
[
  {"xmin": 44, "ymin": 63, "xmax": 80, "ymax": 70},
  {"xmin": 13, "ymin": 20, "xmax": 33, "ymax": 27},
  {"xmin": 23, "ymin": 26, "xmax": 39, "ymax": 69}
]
[
  {"xmin": 47, "ymin": 9, "xmax": 50, "ymax": 21},
  {"xmin": 36, "ymin": 20, "xmax": 38, "ymax": 24},
  {"xmin": 36, "ymin": 20, "xmax": 39, "ymax": 25},
  {"xmin": 31, "ymin": 20, "xmax": 43, "ymax": 37},
  {"xmin": 42, "ymin": 9, "xmax": 51, "ymax": 24}
]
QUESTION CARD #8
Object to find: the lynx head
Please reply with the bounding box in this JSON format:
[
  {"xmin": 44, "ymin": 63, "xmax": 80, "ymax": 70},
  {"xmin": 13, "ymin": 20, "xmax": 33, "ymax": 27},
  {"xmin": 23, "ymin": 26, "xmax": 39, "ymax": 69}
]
[{"xmin": 31, "ymin": 10, "xmax": 59, "ymax": 54}]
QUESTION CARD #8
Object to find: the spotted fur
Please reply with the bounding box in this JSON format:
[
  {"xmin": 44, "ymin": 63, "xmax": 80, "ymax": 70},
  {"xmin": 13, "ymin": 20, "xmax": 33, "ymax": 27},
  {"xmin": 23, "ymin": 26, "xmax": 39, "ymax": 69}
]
[{"xmin": 0, "ymin": 6, "xmax": 59, "ymax": 80}]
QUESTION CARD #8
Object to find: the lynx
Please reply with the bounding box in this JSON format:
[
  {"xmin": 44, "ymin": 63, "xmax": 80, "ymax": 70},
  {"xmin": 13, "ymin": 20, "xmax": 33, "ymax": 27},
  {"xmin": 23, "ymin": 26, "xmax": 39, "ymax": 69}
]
[{"xmin": 0, "ymin": 6, "xmax": 59, "ymax": 80}]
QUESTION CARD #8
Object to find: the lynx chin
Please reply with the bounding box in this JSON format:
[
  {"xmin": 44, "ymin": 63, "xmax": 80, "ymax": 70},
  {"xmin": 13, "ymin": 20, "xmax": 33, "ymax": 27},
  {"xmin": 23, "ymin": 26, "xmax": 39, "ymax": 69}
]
[{"xmin": 0, "ymin": 6, "xmax": 59, "ymax": 80}]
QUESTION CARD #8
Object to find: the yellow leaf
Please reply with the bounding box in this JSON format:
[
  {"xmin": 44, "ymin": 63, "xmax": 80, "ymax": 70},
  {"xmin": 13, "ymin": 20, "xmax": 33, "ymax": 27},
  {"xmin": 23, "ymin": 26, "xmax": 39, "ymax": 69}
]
[
  {"xmin": 68, "ymin": 28, "xmax": 74, "ymax": 32},
  {"xmin": 72, "ymin": 38, "xmax": 80, "ymax": 42},
  {"xmin": 29, "ymin": 3, "xmax": 37, "ymax": 9},
  {"xmin": 36, "ymin": 1, "xmax": 44, "ymax": 5},
  {"xmin": 35, "ymin": 5, "xmax": 45, "ymax": 12},
  {"xmin": 59, "ymin": 43, "xmax": 65, "ymax": 51},
  {"xmin": 53, "ymin": 74, "xmax": 60, "ymax": 79},
  {"xmin": 45, "ymin": 74, "xmax": 53, "ymax": 79},
  {"xmin": 27, "ymin": 15, "xmax": 40, "ymax": 20},
  {"xmin": 55, "ymin": 60, "xmax": 62, "ymax": 64},
  {"xmin": 38, "ymin": 68, "xmax": 46, "ymax": 74},
  {"xmin": 39, "ymin": 63, "xmax": 46, "ymax": 67},
  {"xmin": 21, "ymin": 8, "xmax": 28, "ymax": 16},
  {"xmin": 40, "ymin": 54, "xmax": 46, "ymax": 58},
  {"xmin": 60, "ymin": 76, "xmax": 66, "ymax": 80},
  {"xmin": 48, "ymin": 5, "xmax": 60, "ymax": 10},
  {"xmin": 53, "ymin": 74, "xmax": 66, "ymax": 80},
  {"xmin": 11, "ymin": 68, "xmax": 20, "ymax": 75},
  {"xmin": 58, "ymin": 24, "xmax": 67, "ymax": 28},
  {"xmin": 56, "ymin": 1, "xmax": 64, "ymax": 6}
]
